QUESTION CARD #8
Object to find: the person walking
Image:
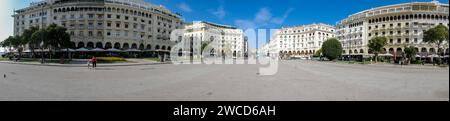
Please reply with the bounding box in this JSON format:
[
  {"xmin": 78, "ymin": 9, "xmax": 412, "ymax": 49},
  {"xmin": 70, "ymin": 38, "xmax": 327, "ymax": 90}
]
[{"xmin": 91, "ymin": 56, "xmax": 97, "ymax": 68}]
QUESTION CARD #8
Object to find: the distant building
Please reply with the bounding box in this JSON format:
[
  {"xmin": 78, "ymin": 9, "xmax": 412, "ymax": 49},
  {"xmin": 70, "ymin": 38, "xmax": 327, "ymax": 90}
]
[
  {"xmin": 182, "ymin": 21, "xmax": 245, "ymax": 58},
  {"xmin": 261, "ymin": 23, "xmax": 335, "ymax": 58}
]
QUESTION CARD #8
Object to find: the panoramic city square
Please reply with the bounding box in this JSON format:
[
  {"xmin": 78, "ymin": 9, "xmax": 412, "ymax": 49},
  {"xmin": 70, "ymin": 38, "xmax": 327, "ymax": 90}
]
[
  {"xmin": 0, "ymin": 60, "xmax": 448, "ymax": 101},
  {"xmin": 0, "ymin": 0, "xmax": 449, "ymax": 101}
]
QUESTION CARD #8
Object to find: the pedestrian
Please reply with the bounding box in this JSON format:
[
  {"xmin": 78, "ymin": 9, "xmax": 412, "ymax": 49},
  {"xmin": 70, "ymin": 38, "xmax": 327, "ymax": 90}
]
[
  {"xmin": 91, "ymin": 56, "xmax": 97, "ymax": 68},
  {"xmin": 87, "ymin": 58, "xmax": 92, "ymax": 69}
]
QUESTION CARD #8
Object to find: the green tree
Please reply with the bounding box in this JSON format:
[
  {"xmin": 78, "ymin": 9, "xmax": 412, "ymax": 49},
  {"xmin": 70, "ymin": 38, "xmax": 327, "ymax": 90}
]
[
  {"xmin": 404, "ymin": 46, "xmax": 417, "ymax": 65},
  {"xmin": 21, "ymin": 27, "xmax": 39, "ymax": 58},
  {"xmin": 1, "ymin": 36, "xmax": 13, "ymax": 51},
  {"xmin": 314, "ymin": 48, "xmax": 322, "ymax": 57},
  {"xmin": 30, "ymin": 29, "xmax": 48, "ymax": 63},
  {"xmin": 368, "ymin": 37, "xmax": 387, "ymax": 63},
  {"xmin": 321, "ymin": 38, "xmax": 342, "ymax": 61},
  {"xmin": 2, "ymin": 36, "xmax": 22, "ymax": 59},
  {"xmin": 200, "ymin": 41, "xmax": 211, "ymax": 62},
  {"xmin": 423, "ymin": 25, "xmax": 449, "ymax": 65},
  {"xmin": 44, "ymin": 24, "xmax": 72, "ymax": 60}
]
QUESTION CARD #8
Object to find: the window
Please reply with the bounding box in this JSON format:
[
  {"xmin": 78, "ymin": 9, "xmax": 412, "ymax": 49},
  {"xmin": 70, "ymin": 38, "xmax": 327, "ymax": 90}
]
[
  {"xmin": 107, "ymin": 22, "xmax": 111, "ymax": 27},
  {"xmin": 116, "ymin": 15, "xmax": 120, "ymax": 19},
  {"xmin": 107, "ymin": 14, "xmax": 111, "ymax": 18},
  {"xmin": 97, "ymin": 22, "xmax": 103, "ymax": 27},
  {"xmin": 124, "ymin": 31, "xmax": 129, "ymax": 37},
  {"xmin": 414, "ymin": 38, "xmax": 418, "ymax": 43},
  {"xmin": 405, "ymin": 38, "xmax": 409, "ymax": 43},
  {"xmin": 88, "ymin": 31, "xmax": 93, "ymax": 36},
  {"xmin": 390, "ymin": 39, "xmax": 393, "ymax": 43},
  {"xmin": 107, "ymin": 31, "xmax": 111, "ymax": 36},
  {"xmin": 116, "ymin": 23, "xmax": 120, "ymax": 28},
  {"xmin": 97, "ymin": 31, "xmax": 103, "ymax": 36},
  {"xmin": 397, "ymin": 38, "xmax": 401, "ymax": 43},
  {"xmin": 115, "ymin": 31, "xmax": 120, "ymax": 37},
  {"xmin": 125, "ymin": 16, "xmax": 129, "ymax": 20}
]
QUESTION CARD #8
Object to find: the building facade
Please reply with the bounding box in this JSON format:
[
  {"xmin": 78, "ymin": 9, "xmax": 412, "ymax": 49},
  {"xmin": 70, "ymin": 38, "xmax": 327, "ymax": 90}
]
[
  {"xmin": 13, "ymin": 0, "xmax": 183, "ymax": 52},
  {"xmin": 262, "ymin": 23, "xmax": 335, "ymax": 58},
  {"xmin": 182, "ymin": 21, "xmax": 245, "ymax": 58},
  {"xmin": 336, "ymin": 1, "xmax": 449, "ymax": 58}
]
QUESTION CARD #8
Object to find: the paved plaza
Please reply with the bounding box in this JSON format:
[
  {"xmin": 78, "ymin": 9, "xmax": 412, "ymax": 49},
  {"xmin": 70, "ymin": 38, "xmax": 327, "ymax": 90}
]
[{"xmin": 0, "ymin": 60, "xmax": 448, "ymax": 101}]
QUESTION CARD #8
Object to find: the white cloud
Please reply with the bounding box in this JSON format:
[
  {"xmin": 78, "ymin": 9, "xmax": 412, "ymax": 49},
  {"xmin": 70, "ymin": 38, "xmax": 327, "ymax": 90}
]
[
  {"xmin": 178, "ymin": 2, "xmax": 192, "ymax": 13},
  {"xmin": 234, "ymin": 20, "xmax": 256, "ymax": 29},
  {"xmin": 254, "ymin": 8, "xmax": 272, "ymax": 24},
  {"xmin": 234, "ymin": 7, "xmax": 293, "ymax": 29},
  {"xmin": 211, "ymin": 6, "xmax": 226, "ymax": 19},
  {"xmin": 271, "ymin": 8, "xmax": 294, "ymax": 24}
]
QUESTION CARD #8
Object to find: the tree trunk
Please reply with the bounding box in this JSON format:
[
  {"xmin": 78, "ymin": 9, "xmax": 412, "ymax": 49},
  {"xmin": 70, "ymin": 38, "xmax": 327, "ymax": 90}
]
[
  {"xmin": 437, "ymin": 43, "xmax": 442, "ymax": 65},
  {"xmin": 41, "ymin": 48, "xmax": 45, "ymax": 64},
  {"xmin": 374, "ymin": 53, "xmax": 378, "ymax": 63}
]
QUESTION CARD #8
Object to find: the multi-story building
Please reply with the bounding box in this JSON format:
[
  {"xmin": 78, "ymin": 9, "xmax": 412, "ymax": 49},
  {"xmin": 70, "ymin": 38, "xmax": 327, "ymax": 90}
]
[
  {"xmin": 13, "ymin": 0, "xmax": 183, "ymax": 53},
  {"xmin": 265, "ymin": 23, "xmax": 335, "ymax": 58},
  {"xmin": 182, "ymin": 21, "xmax": 245, "ymax": 58},
  {"xmin": 336, "ymin": 1, "xmax": 449, "ymax": 58}
]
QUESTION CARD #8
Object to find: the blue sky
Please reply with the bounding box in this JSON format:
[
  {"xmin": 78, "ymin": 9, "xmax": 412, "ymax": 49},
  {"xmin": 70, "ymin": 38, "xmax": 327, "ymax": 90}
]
[{"xmin": 1, "ymin": 0, "xmax": 449, "ymax": 51}]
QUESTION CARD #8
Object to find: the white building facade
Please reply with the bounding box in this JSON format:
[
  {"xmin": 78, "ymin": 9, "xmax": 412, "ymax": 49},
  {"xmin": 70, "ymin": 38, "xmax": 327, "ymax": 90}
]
[
  {"xmin": 13, "ymin": 0, "xmax": 183, "ymax": 52},
  {"xmin": 336, "ymin": 1, "xmax": 449, "ymax": 57},
  {"xmin": 262, "ymin": 23, "xmax": 335, "ymax": 58},
  {"xmin": 181, "ymin": 21, "xmax": 245, "ymax": 58}
]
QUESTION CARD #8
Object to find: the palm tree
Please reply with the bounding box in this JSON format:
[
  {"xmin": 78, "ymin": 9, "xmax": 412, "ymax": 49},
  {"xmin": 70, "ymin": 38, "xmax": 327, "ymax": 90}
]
[
  {"xmin": 368, "ymin": 37, "xmax": 387, "ymax": 63},
  {"xmin": 423, "ymin": 25, "xmax": 449, "ymax": 65}
]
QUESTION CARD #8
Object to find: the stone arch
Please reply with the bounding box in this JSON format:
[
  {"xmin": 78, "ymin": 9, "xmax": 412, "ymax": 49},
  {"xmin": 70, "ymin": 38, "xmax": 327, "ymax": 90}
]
[
  {"xmin": 396, "ymin": 48, "xmax": 403, "ymax": 54},
  {"xmin": 131, "ymin": 43, "xmax": 138, "ymax": 49},
  {"xmin": 95, "ymin": 42, "xmax": 103, "ymax": 48},
  {"xmin": 421, "ymin": 47, "xmax": 427, "ymax": 53},
  {"xmin": 105, "ymin": 42, "xmax": 112, "ymax": 49},
  {"xmin": 389, "ymin": 48, "xmax": 395, "ymax": 54},
  {"xmin": 123, "ymin": 43, "xmax": 130, "ymax": 49},
  {"xmin": 77, "ymin": 42, "xmax": 85, "ymax": 48},
  {"xmin": 86, "ymin": 42, "xmax": 94, "ymax": 49},
  {"xmin": 139, "ymin": 44, "xmax": 145, "ymax": 50},
  {"xmin": 114, "ymin": 42, "xmax": 121, "ymax": 49},
  {"xmin": 146, "ymin": 44, "xmax": 151, "ymax": 50},
  {"xmin": 429, "ymin": 48, "xmax": 435, "ymax": 53}
]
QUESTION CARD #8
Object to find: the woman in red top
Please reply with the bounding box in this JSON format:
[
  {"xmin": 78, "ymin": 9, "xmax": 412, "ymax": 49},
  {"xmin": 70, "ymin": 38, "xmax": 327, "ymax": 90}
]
[{"xmin": 91, "ymin": 56, "xmax": 97, "ymax": 68}]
